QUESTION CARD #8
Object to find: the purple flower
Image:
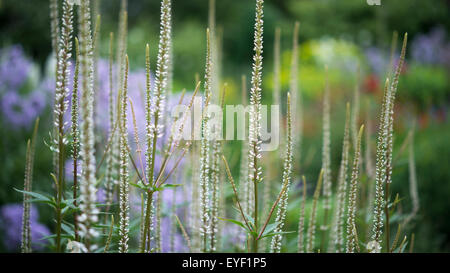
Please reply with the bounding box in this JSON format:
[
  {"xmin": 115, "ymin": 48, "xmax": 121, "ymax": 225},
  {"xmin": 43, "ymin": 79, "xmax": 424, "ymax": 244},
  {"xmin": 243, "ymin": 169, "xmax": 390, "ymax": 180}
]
[
  {"xmin": 0, "ymin": 204, "xmax": 50, "ymax": 252},
  {"xmin": 1, "ymin": 91, "xmax": 36, "ymax": 129},
  {"xmin": 411, "ymin": 26, "xmax": 450, "ymax": 66},
  {"xmin": 364, "ymin": 47, "xmax": 389, "ymax": 76},
  {"xmin": 0, "ymin": 45, "xmax": 32, "ymax": 92}
]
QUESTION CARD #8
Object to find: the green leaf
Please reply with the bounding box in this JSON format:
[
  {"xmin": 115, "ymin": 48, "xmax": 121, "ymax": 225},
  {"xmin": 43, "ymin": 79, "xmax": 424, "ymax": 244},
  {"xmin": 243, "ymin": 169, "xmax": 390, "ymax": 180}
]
[
  {"xmin": 261, "ymin": 230, "xmax": 295, "ymax": 239},
  {"xmin": 261, "ymin": 221, "xmax": 281, "ymax": 237},
  {"xmin": 153, "ymin": 184, "xmax": 183, "ymax": 192},
  {"xmin": 14, "ymin": 188, "xmax": 56, "ymax": 207},
  {"xmin": 130, "ymin": 181, "xmax": 148, "ymax": 190},
  {"xmin": 219, "ymin": 217, "xmax": 247, "ymax": 230}
]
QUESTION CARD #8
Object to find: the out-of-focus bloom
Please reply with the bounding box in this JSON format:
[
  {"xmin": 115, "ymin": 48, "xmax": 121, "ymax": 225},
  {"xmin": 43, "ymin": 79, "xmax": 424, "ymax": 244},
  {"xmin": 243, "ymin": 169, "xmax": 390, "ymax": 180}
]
[
  {"xmin": 411, "ymin": 26, "xmax": 450, "ymax": 66},
  {"xmin": 0, "ymin": 45, "xmax": 33, "ymax": 92},
  {"xmin": 1, "ymin": 91, "xmax": 44, "ymax": 129},
  {"xmin": 364, "ymin": 74, "xmax": 380, "ymax": 94},
  {"xmin": 0, "ymin": 204, "xmax": 50, "ymax": 251},
  {"xmin": 0, "ymin": 46, "xmax": 46, "ymax": 129},
  {"xmin": 365, "ymin": 47, "xmax": 388, "ymax": 76}
]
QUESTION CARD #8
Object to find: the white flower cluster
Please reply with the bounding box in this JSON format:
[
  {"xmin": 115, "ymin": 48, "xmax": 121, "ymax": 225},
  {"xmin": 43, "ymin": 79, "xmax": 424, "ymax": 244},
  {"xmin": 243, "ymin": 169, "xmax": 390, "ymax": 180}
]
[
  {"xmin": 329, "ymin": 103, "xmax": 351, "ymax": 253},
  {"xmin": 271, "ymin": 93, "xmax": 293, "ymax": 253},
  {"xmin": 346, "ymin": 125, "xmax": 364, "ymax": 253},
  {"xmin": 118, "ymin": 56, "xmax": 130, "ymax": 253},
  {"xmin": 77, "ymin": 0, "xmax": 99, "ymax": 252},
  {"xmin": 247, "ymin": 0, "xmax": 264, "ymax": 217}
]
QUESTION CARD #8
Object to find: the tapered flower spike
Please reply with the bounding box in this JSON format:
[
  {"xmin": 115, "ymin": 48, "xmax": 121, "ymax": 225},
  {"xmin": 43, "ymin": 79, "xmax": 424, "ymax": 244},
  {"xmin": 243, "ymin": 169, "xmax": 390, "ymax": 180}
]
[
  {"xmin": 371, "ymin": 33, "xmax": 407, "ymax": 251},
  {"xmin": 329, "ymin": 103, "xmax": 351, "ymax": 253},
  {"xmin": 53, "ymin": 0, "xmax": 74, "ymax": 252},
  {"xmin": 105, "ymin": 32, "xmax": 115, "ymax": 211},
  {"xmin": 142, "ymin": 0, "xmax": 172, "ymax": 252},
  {"xmin": 118, "ymin": 55, "xmax": 130, "ymax": 253},
  {"xmin": 384, "ymin": 33, "xmax": 407, "ymax": 252},
  {"xmin": 306, "ymin": 169, "xmax": 324, "ymax": 253},
  {"xmin": 248, "ymin": 0, "xmax": 264, "ymax": 253},
  {"xmin": 78, "ymin": 0, "xmax": 99, "ymax": 252},
  {"xmin": 346, "ymin": 125, "xmax": 364, "ymax": 253},
  {"xmin": 49, "ymin": 0, "xmax": 59, "ymax": 58},
  {"xmin": 210, "ymin": 84, "xmax": 226, "ymax": 252},
  {"xmin": 21, "ymin": 119, "xmax": 39, "ymax": 253},
  {"xmin": 297, "ymin": 176, "xmax": 307, "ymax": 253},
  {"xmin": 238, "ymin": 74, "xmax": 250, "ymax": 249},
  {"xmin": 21, "ymin": 140, "xmax": 32, "ymax": 253},
  {"xmin": 72, "ymin": 37, "xmax": 80, "ymax": 242},
  {"xmin": 199, "ymin": 28, "xmax": 213, "ymax": 253},
  {"xmin": 116, "ymin": 1, "xmax": 127, "ymax": 95},
  {"xmin": 270, "ymin": 92, "xmax": 293, "ymax": 253},
  {"xmin": 321, "ymin": 65, "xmax": 332, "ymax": 249},
  {"xmin": 371, "ymin": 78, "xmax": 390, "ymax": 248}
]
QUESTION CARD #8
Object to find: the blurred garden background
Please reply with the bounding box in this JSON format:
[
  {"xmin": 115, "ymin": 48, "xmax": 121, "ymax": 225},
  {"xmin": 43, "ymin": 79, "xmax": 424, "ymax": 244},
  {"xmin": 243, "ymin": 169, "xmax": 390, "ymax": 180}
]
[{"xmin": 0, "ymin": 0, "xmax": 449, "ymax": 252}]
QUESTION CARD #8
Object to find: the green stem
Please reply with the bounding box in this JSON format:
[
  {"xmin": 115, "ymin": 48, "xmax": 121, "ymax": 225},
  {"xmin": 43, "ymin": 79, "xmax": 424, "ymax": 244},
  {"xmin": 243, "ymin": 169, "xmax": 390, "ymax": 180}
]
[{"xmin": 141, "ymin": 190, "xmax": 154, "ymax": 252}]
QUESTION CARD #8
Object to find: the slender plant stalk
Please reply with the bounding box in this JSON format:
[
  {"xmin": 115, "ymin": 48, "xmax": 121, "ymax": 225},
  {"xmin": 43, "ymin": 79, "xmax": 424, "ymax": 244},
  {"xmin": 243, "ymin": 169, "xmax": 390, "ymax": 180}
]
[
  {"xmin": 329, "ymin": 103, "xmax": 351, "ymax": 253},
  {"xmin": 118, "ymin": 55, "xmax": 130, "ymax": 253},
  {"xmin": 321, "ymin": 66, "xmax": 332, "ymax": 251},
  {"xmin": 175, "ymin": 214, "xmax": 192, "ymax": 252},
  {"xmin": 78, "ymin": 0, "xmax": 99, "ymax": 252},
  {"xmin": 351, "ymin": 66, "xmax": 360, "ymax": 151},
  {"xmin": 270, "ymin": 92, "xmax": 293, "ymax": 253},
  {"xmin": 199, "ymin": 29, "xmax": 213, "ymax": 253},
  {"xmin": 210, "ymin": 84, "xmax": 226, "ymax": 252},
  {"xmin": 53, "ymin": 0, "xmax": 74, "ymax": 252},
  {"xmin": 306, "ymin": 169, "xmax": 324, "ymax": 253},
  {"xmin": 21, "ymin": 118, "xmax": 39, "ymax": 253},
  {"xmin": 248, "ymin": 0, "xmax": 264, "ymax": 253},
  {"xmin": 142, "ymin": 0, "xmax": 172, "ymax": 252},
  {"xmin": 371, "ymin": 33, "xmax": 407, "ymax": 252},
  {"xmin": 105, "ymin": 32, "xmax": 115, "ymax": 212},
  {"xmin": 384, "ymin": 33, "xmax": 408, "ymax": 252},
  {"xmin": 72, "ymin": 37, "xmax": 80, "ymax": 242},
  {"xmin": 297, "ymin": 176, "xmax": 307, "ymax": 253},
  {"xmin": 346, "ymin": 125, "xmax": 364, "ymax": 253}
]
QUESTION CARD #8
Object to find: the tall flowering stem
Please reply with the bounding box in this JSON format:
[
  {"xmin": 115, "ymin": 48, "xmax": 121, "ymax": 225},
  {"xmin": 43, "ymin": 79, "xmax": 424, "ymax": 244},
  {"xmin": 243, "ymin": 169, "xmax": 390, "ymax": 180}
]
[
  {"xmin": 199, "ymin": 28, "xmax": 213, "ymax": 253},
  {"xmin": 142, "ymin": 0, "xmax": 172, "ymax": 252},
  {"xmin": 105, "ymin": 32, "xmax": 115, "ymax": 211},
  {"xmin": 321, "ymin": 66, "xmax": 332, "ymax": 250},
  {"xmin": 72, "ymin": 37, "xmax": 80, "ymax": 242},
  {"xmin": 384, "ymin": 33, "xmax": 407, "ymax": 252},
  {"xmin": 346, "ymin": 125, "xmax": 364, "ymax": 253},
  {"xmin": 118, "ymin": 56, "xmax": 130, "ymax": 253},
  {"xmin": 53, "ymin": 0, "xmax": 74, "ymax": 252},
  {"xmin": 371, "ymin": 33, "xmax": 407, "ymax": 252},
  {"xmin": 306, "ymin": 169, "xmax": 324, "ymax": 253},
  {"xmin": 21, "ymin": 119, "xmax": 39, "ymax": 253},
  {"xmin": 297, "ymin": 176, "xmax": 307, "ymax": 253},
  {"xmin": 78, "ymin": 0, "xmax": 99, "ymax": 252},
  {"xmin": 328, "ymin": 103, "xmax": 351, "ymax": 253},
  {"xmin": 248, "ymin": 0, "xmax": 264, "ymax": 253},
  {"xmin": 270, "ymin": 92, "xmax": 293, "ymax": 253},
  {"xmin": 210, "ymin": 84, "xmax": 226, "ymax": 252}
]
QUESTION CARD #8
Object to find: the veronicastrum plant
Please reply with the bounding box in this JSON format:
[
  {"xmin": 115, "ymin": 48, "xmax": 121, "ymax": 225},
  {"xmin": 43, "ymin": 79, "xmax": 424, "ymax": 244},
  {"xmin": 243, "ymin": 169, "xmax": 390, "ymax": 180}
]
[{"xmin": 15, "ymin": 0, "xmax": 416, "ymax": 254}]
